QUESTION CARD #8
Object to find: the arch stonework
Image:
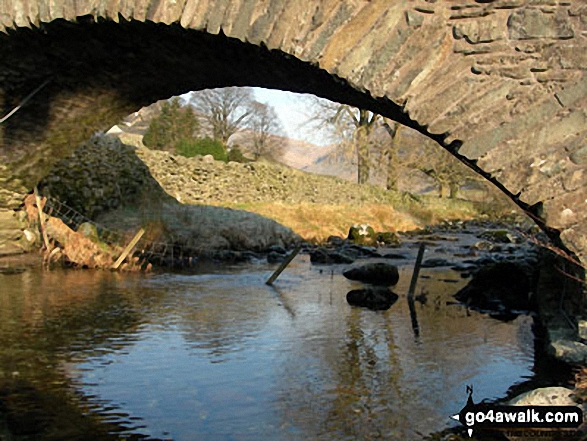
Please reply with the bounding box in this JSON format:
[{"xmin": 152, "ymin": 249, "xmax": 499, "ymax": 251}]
[{"xmin": 0, "ymin": 0, "xmax": 586, "ymax": 267}]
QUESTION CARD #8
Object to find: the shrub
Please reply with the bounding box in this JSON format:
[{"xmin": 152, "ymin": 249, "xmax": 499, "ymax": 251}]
[
  {"xmin": 227, "ymin": 146, "xmax": 249, "ymax": 163},
  {"xmin": 176, "ymin": 137, "xmax": 227, "ymax": 162}
]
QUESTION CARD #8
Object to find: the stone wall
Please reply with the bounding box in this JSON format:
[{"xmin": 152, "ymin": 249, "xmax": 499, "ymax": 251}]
[
  {"xmin": 38, "ymin": 134, "xmax": 408, "ymax": 215},
  {"xmin": 0, "ymin": 1, "xmax": 585, "ymax": 268},
  {"xmin": 39, "ymin": 134, "xmax": 155, "ymax": 219}
]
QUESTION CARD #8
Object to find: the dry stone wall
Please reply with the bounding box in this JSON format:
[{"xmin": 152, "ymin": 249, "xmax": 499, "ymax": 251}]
[
  {"xmin": 0, "ymin": 0, "xmax": 585, "ymax": 267},
  {"xmin": 39, "ymin": 135, "xmax": 405, "ymax": 217}
]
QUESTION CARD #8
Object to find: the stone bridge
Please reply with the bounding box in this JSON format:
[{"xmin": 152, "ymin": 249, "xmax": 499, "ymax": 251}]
[{"xmin": 0, "ymin": 0, "xmax": 586, "ymax": 269}]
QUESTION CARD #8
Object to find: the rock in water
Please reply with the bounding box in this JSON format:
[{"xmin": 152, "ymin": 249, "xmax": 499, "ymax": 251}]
[
  {"xmin": 454, "ymin": 261, "xmax": 533, "ymax": 312},
  {"xmin": 267, "ymin": 251, "xmax": 286, "ymax": 263},
  {"xmin": 346, "ymin": 288, "xmax": 399, "ymax": 311},
  {"xmin": 347, "ymin": 224, "xmax": 376, "ymax": 246},
  {"xmin": 310, "ymin": 248, "xmax": 355, "ymax": 264},
  {"xmin": 376, "ymin": 231, "xmax": 401, "ymax": 246},
  {"xmin": 421, "ymin": 257, "xmax": 454, "ymax": 268},
  {"xmin": 343, "ymin": 262, "xmax": 399, "ymax": 286},
  {"xmin": 508, "ymin": 387, "xmax": 576, "ymax": 406}
]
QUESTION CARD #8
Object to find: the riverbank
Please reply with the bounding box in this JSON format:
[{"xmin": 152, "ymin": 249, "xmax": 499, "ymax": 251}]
[{"xmin": 36, "ymin": 134, "xmax": 526, "ymax": 251}]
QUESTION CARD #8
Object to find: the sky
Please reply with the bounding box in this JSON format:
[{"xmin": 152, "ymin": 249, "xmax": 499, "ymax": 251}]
[
  {"xmin": 251, "ymin": 87, "xmax": 328, "ymax": 145},
  {"xmin": 182, "ymin": 86, "xmax": 332, "ymax": 146}
]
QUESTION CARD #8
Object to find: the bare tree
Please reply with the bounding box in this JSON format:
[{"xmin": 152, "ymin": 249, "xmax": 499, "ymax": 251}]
[
  {"xmin": 248, "ymin": 101, "xmax": 284, "ymax": 161},
  {"xmin": 187, "ymin": 87, "xmax": 255, "ymax": 144},
  {"xmin": 305, "ymin": 97, "xmax": 380, "ymax": 184},
  {"xmin": 381, "ymin": 119, "xmax": 402, "ymax": 191},
  {"xmin": 399, "ymin": 130, "xmax": 477, "ymax": 198}
]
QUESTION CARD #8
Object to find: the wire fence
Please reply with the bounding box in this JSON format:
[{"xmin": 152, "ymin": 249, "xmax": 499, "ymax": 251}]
[{"xmin": 41, "ymin": 196, "xmax": 204, "ymax": 268}]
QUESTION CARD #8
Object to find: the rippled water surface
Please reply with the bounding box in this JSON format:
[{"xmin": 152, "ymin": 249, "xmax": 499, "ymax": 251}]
[{"xmin": 0, "ymin": 253, "xmax": 537, "ymax": 440}]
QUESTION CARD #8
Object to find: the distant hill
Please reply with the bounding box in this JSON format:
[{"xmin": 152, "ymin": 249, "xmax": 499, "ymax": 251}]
[{"xmin": 271, "ymin": 137, "xmax": 337, "ymax": 170}]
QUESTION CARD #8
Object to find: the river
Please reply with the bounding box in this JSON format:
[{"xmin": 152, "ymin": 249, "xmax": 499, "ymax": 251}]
[{"xmin": 0, "ymin": 236, "xmax": 559, "ymax": 440}]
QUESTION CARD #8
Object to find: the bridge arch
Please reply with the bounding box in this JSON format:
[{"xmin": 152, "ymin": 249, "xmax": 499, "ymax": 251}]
[{"xmin": 0, "ymin": 1, "xmax": 586, "ymax": 270}]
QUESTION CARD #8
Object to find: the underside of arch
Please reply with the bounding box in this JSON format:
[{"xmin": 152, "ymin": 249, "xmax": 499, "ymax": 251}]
[{"xmin": 0, "ymin": 14, "xmax": 585, "ymax": 272}]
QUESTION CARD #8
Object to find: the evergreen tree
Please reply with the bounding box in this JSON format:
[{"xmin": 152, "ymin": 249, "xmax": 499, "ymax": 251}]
[{"xmin": 143, "ymin": 98, "xmax": 199, "ymax": 150}]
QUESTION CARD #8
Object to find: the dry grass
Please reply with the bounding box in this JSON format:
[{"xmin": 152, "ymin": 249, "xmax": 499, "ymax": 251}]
[{"xmin": 213, "ymin": 199, "xmax": 480, "ymax": 243}]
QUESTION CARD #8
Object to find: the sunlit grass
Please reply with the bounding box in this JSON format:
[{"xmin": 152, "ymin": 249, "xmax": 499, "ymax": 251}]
[{"xmin": 209, "ymin": 198, "xmax": 482, "ymax": 243}]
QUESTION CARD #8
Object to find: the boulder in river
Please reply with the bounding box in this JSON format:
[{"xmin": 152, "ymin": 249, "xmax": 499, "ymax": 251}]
[
  {"xmin": 347, "ymin": 224, "xmax": 376, "ymax": 246},
  {"xmin": 343, "ymin": 262, "xmax": 399, "ymax": 286},
  {"xmin": 268, "ymin": 245, "xmax": 287, "ymax": 255},
  {"xmin": 454, "ymin": 261, "xmax": 533, "ymax": 313},
  {"xmin": 376, "ymin": 231, "xmax": 401, "ymax": 247},
  {"xmin": 327, "ymin": 235, "xmax": 346, "ymax": 247},
  {"xmin": 346, "ymin": 288, "xmax": 399, "ymax": 311},
  {"xmin": 508, "ymin": 387, "xmax": 577, "ymax": 406}
]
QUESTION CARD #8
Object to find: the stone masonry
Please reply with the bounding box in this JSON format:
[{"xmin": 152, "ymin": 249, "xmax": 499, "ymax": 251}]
[{"xmin": 0, "ymin": 0, "xmax": 585, "ymax": 270}]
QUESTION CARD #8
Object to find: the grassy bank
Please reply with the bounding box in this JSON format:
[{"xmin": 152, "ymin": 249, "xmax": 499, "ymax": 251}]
[{"xmin": 212, "ymin": 196, "xmax": 503, "ymax": 243}]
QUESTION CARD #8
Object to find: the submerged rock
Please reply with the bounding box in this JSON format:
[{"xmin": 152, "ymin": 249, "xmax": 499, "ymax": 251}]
[
  {"xmin": 346, "ymin": 288, "xmax": 399, "ymax": 311},
  {"xmin": 310, "ymin": 248, "xmax": 355, "ymax": 264},
  {"xmin": 421, "ymin": 257, "xmax": 454, "ymax": 268},
  {"xmin": 470, "ymin": 240, "xmax": 494, "ymax": 251},
  {"xmin": 342, "ymin": 244, "xmax": 381, "ymax": 258},
  {"xmin": 382, "ymin": 253, "xmax": 407, "ymax": 260},
  {"xmin": 343, "ymin": 262, "xmax": 399, "ymax": 286},
  {"xmin": 478, "ymin": 229, "xmax": 517, "ymax": 244},
  {"xmin": 0, "ymin": 267, "xmax": 26, "ymax": 275},
  {"xmin": 267, "ymin": 251, "xmax": 286, "ymax": 263},
  {"xmin": 268, "ymin": 245, "xmax": 287, "ymax": 255}
]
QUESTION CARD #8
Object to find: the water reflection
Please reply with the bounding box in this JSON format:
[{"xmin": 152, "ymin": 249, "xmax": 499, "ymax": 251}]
[{"xmin": 0, "ymin": 258, "xmax": 539, "ymax": 440}]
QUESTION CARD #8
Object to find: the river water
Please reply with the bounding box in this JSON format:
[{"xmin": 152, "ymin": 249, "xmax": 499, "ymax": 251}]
[{"xmin": 0, "ymin": 244, "xmax": 544, "ymax": 440}]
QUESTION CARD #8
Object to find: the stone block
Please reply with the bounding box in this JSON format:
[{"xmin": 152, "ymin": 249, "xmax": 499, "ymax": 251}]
[
  {"xmin": 570, "ymin": 145, "xmax": 587, "ymax": 165},
  {"xmin": 453, "ymin": 17, "xmax": 505, "ymax": 44},
  {"xmin": 405, "ymin": 10, "xmax": 423, "ymax": 28},
  {"xmin": 508, "ymin": 9, "xmax": 574, "ymax": 40}
]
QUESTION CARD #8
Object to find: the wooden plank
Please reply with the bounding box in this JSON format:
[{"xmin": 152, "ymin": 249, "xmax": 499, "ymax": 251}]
[
  {"xmin": 407, "ymin": 242, "xmax": 426, "ymax": 338},
  {"xmin": 112, "ymin": 228, "xmax": 145, "ymax": 270},
  {"xmin": 408, "ymin": 242, "xmax": 426, "ymax": 299},
  {"xmin": 33, "ymin": 187, "xmax": 51, "ymax": 252},
  {"xmin": 265, "ymin": 245, "xmax": 302, "ymax": 285}
]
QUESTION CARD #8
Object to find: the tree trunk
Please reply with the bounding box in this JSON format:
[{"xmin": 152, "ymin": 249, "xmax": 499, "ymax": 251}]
[
  {"xmin": 384, "ymin": 122, "xmax": 401, "ymax": 191},
  {"xmin": 356, "ymin": 126, "xmax": 370, "ymax": 185},
  {"xmin": 449, "ymin": 182, "xmax": 459, "ymax": 199},
  {"xmin": 438, "ymin": 182, "xmax": 448, "ymax": 198}
]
